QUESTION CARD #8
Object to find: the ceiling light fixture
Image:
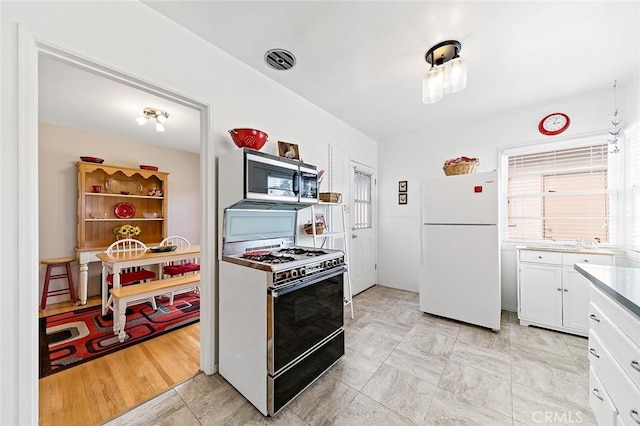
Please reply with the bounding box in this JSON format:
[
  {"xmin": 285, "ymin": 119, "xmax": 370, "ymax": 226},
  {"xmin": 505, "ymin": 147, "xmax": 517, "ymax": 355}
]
[
  {"xmin": 136, "ymin": 107, "xmax": 169, "ymax": 132},
  {"xmin": 422, "ymin": 40, "xmax": 467, "ymax": 104}
]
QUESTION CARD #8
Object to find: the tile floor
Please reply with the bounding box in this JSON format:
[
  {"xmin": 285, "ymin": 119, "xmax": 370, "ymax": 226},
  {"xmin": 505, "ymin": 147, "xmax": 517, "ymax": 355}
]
[{"xmin": 105, "ymin": 285, "xmax": 596, "ymax": 425}]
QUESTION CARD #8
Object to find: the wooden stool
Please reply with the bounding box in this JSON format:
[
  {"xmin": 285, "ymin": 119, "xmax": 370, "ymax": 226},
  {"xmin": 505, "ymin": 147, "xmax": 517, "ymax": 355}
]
[{"xmin": 40, "ymin": 257, "xmax": 77, "ymax": 310}]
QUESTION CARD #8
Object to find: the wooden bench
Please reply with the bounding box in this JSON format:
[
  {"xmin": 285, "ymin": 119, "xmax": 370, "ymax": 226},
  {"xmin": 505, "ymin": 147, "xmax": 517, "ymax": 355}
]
[{"xmin": 110, "ymin": 273, "xmax": 201, "ymax": 342}]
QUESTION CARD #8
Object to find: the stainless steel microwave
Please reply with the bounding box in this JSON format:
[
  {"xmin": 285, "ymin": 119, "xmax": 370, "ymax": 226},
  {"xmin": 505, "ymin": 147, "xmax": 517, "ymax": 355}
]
[{"xmin": 219, "ymin": 148, "xmax": 318, "ymax": 210}]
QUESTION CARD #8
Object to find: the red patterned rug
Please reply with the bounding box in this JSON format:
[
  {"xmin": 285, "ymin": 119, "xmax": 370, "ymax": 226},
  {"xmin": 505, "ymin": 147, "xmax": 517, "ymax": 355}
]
[{"xmin": 39, "ymin": 293, "xmax": 200, "ymax": 378}]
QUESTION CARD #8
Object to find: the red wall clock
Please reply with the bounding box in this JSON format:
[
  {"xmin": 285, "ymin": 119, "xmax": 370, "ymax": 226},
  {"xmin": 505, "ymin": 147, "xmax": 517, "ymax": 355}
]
[{"xmin": 538, "ymin": 112, "xmax": 570, "ymax": 136}]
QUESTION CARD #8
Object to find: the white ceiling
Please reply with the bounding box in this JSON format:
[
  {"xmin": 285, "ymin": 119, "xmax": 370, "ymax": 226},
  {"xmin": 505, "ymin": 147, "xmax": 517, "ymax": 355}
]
[
  {"xmin": 145, "ymin": 1, "xmax": 639, "ymax": 141},
  {"xmin": 38, "ymin": 55, "xmax": 202, "ymax": 152},
  {"xmin": 39, "ymin": 1, "xmax": 639, "ymax": 148}
]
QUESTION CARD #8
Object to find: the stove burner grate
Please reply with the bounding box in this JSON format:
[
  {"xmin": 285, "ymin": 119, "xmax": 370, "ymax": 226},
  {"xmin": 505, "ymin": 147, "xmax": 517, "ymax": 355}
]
[
  {"xmin": 277, "ymin": 248, "xmax": 328, "ymax": 257},
  {"xmin": 242, "ymin": 253, "xmax": 295, "ymax": 264}
]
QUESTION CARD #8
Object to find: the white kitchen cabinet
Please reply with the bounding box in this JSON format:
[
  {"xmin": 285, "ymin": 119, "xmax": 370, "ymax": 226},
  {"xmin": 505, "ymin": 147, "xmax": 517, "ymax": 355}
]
[
  {"xmin": 519, "ymin": 263, "xmax": 563, "ymax": 326},
  {"xmin": 562, "ymin": 267, "xmax": 592, "ymax": 331},
  {"xmin": 517, "ymin": 248, "xmax": 614, "ymax": 336},
  {"xmin": 577, "ymin": 265, "xmax": 640, "ymax": 426}
]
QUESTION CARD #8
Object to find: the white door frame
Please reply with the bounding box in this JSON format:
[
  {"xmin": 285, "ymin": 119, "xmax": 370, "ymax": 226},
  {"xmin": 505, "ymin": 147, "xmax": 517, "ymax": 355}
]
[{"xmin": 15, "ymin": 25, "xmax": 216, "ymax": 424}]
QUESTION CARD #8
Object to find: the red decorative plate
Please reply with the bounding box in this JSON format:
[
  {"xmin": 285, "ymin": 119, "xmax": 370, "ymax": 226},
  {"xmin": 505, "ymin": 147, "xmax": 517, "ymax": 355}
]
[
  {"xmin": 114, "ymin": 202, "xmax": 136, "ymax": 219},
  {"xmin": 140, "ymin": 165, "xmax": 159, "ymax": 171},
  {"xmin": 80, "ymin": 156, "xmax": 104, "ymax": 164}
]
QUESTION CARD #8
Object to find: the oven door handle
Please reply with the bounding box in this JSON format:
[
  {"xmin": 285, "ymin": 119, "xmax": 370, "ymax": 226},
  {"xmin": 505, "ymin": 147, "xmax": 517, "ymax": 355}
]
[
  {"xmin": 270, "ymin": 267, "xmax": 346, "ymax": 298},
  {"xmin": 292, "ymin": 170, "xmax": 300, "ymax": 195}
]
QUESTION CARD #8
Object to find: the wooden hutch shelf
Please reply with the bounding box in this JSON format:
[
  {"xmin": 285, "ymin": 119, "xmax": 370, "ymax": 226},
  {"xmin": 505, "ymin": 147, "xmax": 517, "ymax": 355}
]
[{"xmin": 77, "ymin": 162, "xmax": 169, "ymax": 249}]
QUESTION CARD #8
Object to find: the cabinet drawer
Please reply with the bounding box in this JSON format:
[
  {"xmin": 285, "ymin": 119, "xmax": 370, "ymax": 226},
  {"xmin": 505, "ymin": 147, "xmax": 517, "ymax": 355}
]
[
  {"xmin": 589, "ymin": 366, "xmax": 618, "ymax": 426},
  {"xmin": 591, "ymin": 286, "xmax": 640, "ymax": 351},
  {"xmin": 562, "ymin": 253, "xmax": 613, "ymax": 267},
  {"xmin": 519, "ymin": 250, "xmax": 562, "ymax": 265},
  {"xmin": 589, "ymin": 302, "xmax": 640, "ymax": 389},
  {"xmin": 589, "ymin": 331, "xmax": 640, "ymax": 426}
]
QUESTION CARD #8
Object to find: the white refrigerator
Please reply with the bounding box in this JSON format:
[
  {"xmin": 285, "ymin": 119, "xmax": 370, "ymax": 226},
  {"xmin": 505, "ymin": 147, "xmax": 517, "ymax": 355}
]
[{"xmin": 419, "ymin": 170, "xmax": 501, "ymax": 330}]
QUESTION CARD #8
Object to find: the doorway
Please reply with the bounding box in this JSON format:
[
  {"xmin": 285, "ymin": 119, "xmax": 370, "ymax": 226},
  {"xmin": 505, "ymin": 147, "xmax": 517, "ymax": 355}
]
[{"xmin": 18, "ymin": 32, "xmax": 215, "ymax": 424}]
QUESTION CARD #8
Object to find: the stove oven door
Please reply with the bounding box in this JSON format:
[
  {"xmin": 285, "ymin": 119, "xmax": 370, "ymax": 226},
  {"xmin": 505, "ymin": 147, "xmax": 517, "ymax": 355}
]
[{"xmin": 267, "ymin": 268, "xmax": 345, "ymax": 375}]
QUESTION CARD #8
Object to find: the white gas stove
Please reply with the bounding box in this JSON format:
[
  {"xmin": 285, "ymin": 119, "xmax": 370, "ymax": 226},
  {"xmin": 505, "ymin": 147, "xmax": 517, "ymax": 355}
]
[{"xmin": 222, "ymin": 245, "xmax": 345, "ymax": 288}]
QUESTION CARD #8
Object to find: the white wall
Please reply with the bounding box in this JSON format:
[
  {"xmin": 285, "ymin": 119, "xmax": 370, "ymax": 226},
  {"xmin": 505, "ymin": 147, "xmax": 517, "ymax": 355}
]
[
  {"xmin": 378, "ymin": 84, "xmax": 640, "ymax": 312},
  {"xmin": 38, "ymin": 122, "xmax": 201, "ymax": 301},
  {"xmin": 1, "ymin": 2, "xmax": 377, "ymax": 424}
]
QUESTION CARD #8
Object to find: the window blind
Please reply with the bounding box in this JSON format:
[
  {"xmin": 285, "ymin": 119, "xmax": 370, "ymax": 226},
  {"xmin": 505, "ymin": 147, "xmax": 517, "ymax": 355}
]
[
  {"xmin": 627, "ymin": 124, "xmax": 640, "ymax": 252},
  {"xmin": 506, "ymin": 143, "xmax": 612, "ymax": 243}
]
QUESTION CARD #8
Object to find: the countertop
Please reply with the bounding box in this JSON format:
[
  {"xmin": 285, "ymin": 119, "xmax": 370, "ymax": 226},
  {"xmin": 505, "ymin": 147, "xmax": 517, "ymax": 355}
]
[
  {"xmin": 574, "ymin": 264, "xmax": 640, "ymax": 318},
  {"xmin": 516, "ymin": 245, "xmax": 616, "ymax": 255}
]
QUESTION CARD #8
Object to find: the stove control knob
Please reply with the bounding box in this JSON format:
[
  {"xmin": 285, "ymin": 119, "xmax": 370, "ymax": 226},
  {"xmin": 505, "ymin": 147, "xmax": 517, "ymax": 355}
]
[
  {"xmin": 331, "ymin": 259, "xmax": 338, "ymax": 267},
  {"xmin": 299, "ymin": 267, "xmax": 306, "ymax": 276},
  {"xmin": 290, "ymin": 269, "xmax": 298, "ymax": 278},
  {"xmin": 337, "ymin": 258, "xmax": 344, "ymax": 265},
  {"xmin": 324, "ymin": 261, "xmax": 332, "ymax": 269}
]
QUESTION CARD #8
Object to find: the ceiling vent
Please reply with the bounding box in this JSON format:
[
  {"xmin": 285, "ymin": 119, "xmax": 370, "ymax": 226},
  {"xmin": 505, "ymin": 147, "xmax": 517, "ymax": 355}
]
[{"xmin": 264, "ymin": 49, "xmax": 296, "ymax": 71}]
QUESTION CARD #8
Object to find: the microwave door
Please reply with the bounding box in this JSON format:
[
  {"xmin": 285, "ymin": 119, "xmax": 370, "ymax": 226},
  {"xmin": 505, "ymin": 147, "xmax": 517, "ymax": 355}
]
[
  {"xmin": 246, "ymin": 154, "xmax": 299, "ymax": 203},
  {"xmin": 299, "ymin": 166, "xmax": 318, "ymax": 203}
]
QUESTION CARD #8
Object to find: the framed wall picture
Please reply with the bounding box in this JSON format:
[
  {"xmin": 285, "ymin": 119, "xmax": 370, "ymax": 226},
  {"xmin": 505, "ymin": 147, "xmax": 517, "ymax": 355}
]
[
  {"xmin": 399, "ymin": 193, "xmax": 407, "ymax": 205},
  {"xmin": 278, "ymin": 141, "xmax": 300, "ymax": 160},
  {"xmin": 398, "ymin": 180, "xmax": 407, "ymax": 192}
]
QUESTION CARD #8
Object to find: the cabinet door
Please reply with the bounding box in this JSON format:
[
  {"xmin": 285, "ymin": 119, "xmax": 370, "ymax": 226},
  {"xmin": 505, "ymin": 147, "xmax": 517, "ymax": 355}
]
[
  {"xmin": 519, "ymin": 263, "xmax": 563, "ymax": 326},
  {"xmin": 561, "ymin": 267, "xmax": 591, "ymax": 332}
]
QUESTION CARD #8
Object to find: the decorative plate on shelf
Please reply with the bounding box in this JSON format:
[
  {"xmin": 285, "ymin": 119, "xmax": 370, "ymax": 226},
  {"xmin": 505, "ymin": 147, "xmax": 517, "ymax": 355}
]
[
  {"xmin": 80, "ymin": 156, "xmax": 104, "ymax": 164},
  {"xmin": 114, "ymin": 202, "xmax": 136, "ymax": 219},
  {"xmin": 105, "ymin": 178, "xmax": 143, "ymax": 195},
  {"xmin": 139, "ymin": 165, "xmax": 159, "ymax": 171},
  {"xmin": 149, "ymin": 245, "xmax": 177, "ymax": 253}
]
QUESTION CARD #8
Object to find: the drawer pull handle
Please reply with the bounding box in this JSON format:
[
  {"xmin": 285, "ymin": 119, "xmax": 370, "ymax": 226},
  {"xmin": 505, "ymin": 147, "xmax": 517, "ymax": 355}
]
[
  {"xmin": 632, "ymin": 360, "xmax": 640, "ymax": 372},
  {"xmin": 584, "ymin": 259, "xmax": 589, "ymax": 262},
  {"xmin": 630, "ymin": 409, "xmax": 640, "ymax": 425},
  {"xmin": 563, "ymin": 289, "xmax": 568, "ymax": 292},
  {"xmin": 589, "ymin": 314, "xmax": 600, "ymax": 322},
  {"xmin": 592, "ymin": 388, "xmax": 603, "ymax": 401},
  {"xmin": 557, "ymin": 288, "xmax": 562, "ymax": 291},
  {"xmin": 589, "ymin": 348, "xmax": 600, "ymax": 358},
  {"xmin": 538, "ymin": 256, "xmax": 543, "ymax": 259}
]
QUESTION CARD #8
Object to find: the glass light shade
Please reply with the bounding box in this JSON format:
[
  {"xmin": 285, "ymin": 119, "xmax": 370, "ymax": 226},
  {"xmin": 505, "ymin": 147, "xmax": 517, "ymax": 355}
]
[
  {"xmin": 155, "ymin": 121, "xmax": 165, "ymax": 132},
  {"xmin": 136, "ymin": 116, "xmax": 148, "ymax": 126},
  {"xmin": 156, "ymin": 113, "xmax": 168, "ymax": 123},
  {"xmin": 443, "ymin": 56, "xmax": 467, "ymax": 94},
  {"xmin": 422, "ymin": 66, "xmax": 444, "ymax": 104}
]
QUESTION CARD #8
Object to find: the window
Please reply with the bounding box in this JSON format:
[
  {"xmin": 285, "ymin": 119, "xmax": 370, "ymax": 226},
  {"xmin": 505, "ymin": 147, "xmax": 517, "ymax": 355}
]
[
  {"xmin": 353, "ymin": 170, "xmax": 372, "ymax": 229},
  {"xmin": 503, "ymin": 137, "xmax": 616, "ymax": 244},
  {"xmin": 627, "ymin": 124, "xmax": 640, "ymax": 252}
]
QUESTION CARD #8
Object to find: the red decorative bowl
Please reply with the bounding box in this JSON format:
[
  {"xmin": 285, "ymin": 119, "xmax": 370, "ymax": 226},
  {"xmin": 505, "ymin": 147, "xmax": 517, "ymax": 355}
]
[
  {"xmin": 80, "ymin": 156, "xmax": 104, "ymax": 164},
  {"xmin": 228, "ymin": 128, "xmax": 268, "ymax": 150}
]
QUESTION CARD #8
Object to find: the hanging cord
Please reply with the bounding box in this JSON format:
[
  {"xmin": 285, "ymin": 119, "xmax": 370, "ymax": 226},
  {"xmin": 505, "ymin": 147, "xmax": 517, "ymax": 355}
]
[{"xmin": 609, "ymin": 80, "xmax": 621, "ymax": 153}]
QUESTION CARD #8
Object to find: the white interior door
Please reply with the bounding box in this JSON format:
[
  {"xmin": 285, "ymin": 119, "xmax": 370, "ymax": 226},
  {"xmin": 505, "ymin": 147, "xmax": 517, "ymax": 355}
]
[{"xmin": 350, "ymin": 162, "xmax": 377, "ymax": 295}]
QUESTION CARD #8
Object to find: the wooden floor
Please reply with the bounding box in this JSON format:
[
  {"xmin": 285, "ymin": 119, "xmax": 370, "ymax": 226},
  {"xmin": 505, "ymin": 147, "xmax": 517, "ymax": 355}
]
[{"xmin": 38, "ymin": 297, "xmax": 201, "ymax": 426}]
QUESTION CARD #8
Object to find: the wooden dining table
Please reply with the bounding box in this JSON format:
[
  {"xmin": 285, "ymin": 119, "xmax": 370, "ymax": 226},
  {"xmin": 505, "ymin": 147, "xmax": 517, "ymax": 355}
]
[{"xmin": 96, "ymin": 244, "xmax": 200, "ymax": 315}]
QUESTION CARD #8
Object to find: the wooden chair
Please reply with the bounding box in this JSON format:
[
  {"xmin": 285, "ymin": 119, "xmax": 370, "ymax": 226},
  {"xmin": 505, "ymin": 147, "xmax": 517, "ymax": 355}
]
[
  {"xmin": 159, "ymin": 236, "xmax": 200, "ymax": 305},
  {"xmin": 103, "ymin": 238, "xmax": 157, "ymax": 314}
]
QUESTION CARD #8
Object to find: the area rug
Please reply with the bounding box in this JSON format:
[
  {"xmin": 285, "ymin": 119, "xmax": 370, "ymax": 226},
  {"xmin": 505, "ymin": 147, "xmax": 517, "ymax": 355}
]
[{"xmin": 39, "ymin": 293, "xmax": 200, "ymax": 378}]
